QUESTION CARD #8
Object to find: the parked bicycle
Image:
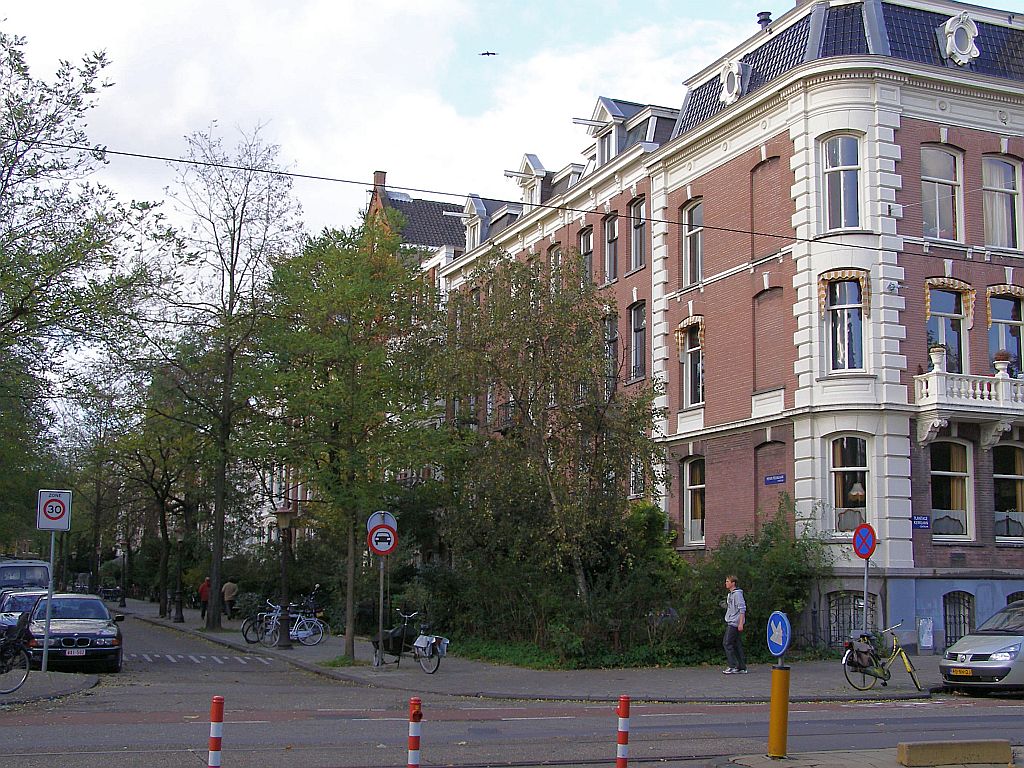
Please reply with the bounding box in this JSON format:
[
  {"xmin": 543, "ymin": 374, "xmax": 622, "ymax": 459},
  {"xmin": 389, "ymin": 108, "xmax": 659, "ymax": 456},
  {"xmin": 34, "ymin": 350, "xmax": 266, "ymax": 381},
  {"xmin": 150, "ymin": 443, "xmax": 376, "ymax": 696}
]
[
  {"xmin": 372, "ymin": 609, "xmax": 449, "ymax": 674},
  {"xmin": 842, "ymin": 620, "xmax": 922, "ymax": 691},
  {"xmin": 241, "ymin": 585, "xmax": 325, "ymax": 646},
  {"xmin": 0, "ymin": 610, "xmax": 31, "ymax": 695}
]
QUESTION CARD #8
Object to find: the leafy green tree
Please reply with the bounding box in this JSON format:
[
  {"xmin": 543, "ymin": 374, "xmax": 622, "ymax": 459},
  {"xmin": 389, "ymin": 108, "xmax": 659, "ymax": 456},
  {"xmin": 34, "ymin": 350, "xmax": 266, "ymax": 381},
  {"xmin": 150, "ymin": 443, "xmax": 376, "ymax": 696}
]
[
  {"xmin": 255, "ymin": 218, "xmax": 448, "ymax": 658},
  {"xmin": 442, "ymin": 248, "xmax": 667, "ymax": 603}
]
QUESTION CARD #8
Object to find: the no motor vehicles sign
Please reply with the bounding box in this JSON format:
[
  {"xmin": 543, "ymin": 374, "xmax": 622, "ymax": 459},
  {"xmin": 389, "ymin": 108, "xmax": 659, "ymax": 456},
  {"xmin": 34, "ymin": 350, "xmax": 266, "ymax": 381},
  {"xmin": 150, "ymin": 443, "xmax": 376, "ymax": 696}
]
[{"xmin": 37, "ymin": 489, "xmax": 72, "ymax": 531}]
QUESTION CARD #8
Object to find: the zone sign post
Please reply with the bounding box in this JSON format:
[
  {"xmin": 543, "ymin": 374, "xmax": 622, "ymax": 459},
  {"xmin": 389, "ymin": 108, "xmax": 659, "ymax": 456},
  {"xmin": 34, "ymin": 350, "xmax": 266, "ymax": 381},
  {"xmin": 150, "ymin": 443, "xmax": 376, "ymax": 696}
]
[
  {"xmin": 36, "ymin": 489, "xmax": 71, "ymax": 674},
  {"xmin": 852, "ymin": 523, "xmax": 877, "ymax": 633}
]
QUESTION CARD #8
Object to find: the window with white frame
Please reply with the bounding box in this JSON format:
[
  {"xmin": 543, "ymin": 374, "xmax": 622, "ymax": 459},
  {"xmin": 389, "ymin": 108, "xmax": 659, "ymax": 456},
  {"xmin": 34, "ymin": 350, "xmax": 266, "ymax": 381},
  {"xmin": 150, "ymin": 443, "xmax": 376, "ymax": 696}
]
[
  {"xmin": 599, "ymin": 131, "xmax": 614, "ymax": 165},
  {"xmin": 989, "ymin": 294, "xmax": 1024, "ymax": 376},
  {"xmin": 827, "ymin": 280, "xmax": 864, "ymax": 371},
  {"xmin": 927, "ymin": 289, "xmax": 965, "ymax": 373},
  {"xmin": 682, "ymin": 200, "xmax": 703, "ymax": 287},
  {"xmin": 681, "ymin": 325, "xmax": 704, "ymax": 407},
  {"xmin": 630, "ymin": 302, "xmax": 646, "ymax": 380},
  {"xmin": 830, "ymin": 435, "xmax": 867, "ymax": 532},
  {"xmin": 684, "ymin": 457, "xmax": 706, "ymax": 545},
  {"xmin": 931, "ymin": 440, "xmax": 972, "ymax": 540},
  {"xmin": 922, "ymin": 147, "xmax": 962, "ymax": 241},
  {"xmin": 579, "ymin": 228, "xmax": 593, "ymax": 284},
  {"xmin": 467, "ymin": 220, "xmax": 480, "ymax": 250},
  {"xmin": 604, "ymin": 215, "xmax": 618, "ymax": 282},
  {"xmin": 630, "ymin": 198, "xmax": 646, "ymax": 271},
  {"xmin": 604, "ymin": 315, "xmax": 619, "ymax": 395},
  {"xmin": 548, "ymin": 245, "xmax": 562, "ymax": 293},
  {"xmin": 823, "ymin": 134, "xmax": 861, "ymax": 230},
  {"xmin": 993, "ymin": 444, "xmax": 1024, "ymax": 540},
  {"xmin": 983, "ymin": 157, "xmax": 1021, "ymax": 250}
]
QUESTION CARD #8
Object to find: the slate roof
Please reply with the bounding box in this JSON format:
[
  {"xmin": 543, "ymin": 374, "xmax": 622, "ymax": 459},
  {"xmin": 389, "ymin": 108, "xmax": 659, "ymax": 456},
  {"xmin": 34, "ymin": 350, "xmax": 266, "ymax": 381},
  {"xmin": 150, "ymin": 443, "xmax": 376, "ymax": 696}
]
[
  {"xmin": 386, "ymin": 195, "xmax": 465, "ymax": 249},
  {"xmin": 673, "ymin": 0, "xmax": 1024, "ymax": 139}
]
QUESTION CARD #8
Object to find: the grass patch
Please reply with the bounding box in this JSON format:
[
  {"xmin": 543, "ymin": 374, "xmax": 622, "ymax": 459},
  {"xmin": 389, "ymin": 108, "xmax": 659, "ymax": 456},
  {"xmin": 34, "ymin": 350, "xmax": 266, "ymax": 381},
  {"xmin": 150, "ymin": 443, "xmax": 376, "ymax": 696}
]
[
  {"xmin": 318, "ymin": 655, "xmax": 372, "ymax": 668},
  {"xmin": 452, "ymin": 638, "xmax": 562, "ymax": 669}
]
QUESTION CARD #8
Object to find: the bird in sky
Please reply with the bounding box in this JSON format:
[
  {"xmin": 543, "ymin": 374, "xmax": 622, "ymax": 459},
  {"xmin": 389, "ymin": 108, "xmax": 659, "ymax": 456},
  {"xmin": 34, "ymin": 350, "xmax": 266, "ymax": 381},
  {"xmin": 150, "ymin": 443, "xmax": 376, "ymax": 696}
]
[{"xmin": 479, "ymin": 51, "xmax": 498, "ymax": 56}]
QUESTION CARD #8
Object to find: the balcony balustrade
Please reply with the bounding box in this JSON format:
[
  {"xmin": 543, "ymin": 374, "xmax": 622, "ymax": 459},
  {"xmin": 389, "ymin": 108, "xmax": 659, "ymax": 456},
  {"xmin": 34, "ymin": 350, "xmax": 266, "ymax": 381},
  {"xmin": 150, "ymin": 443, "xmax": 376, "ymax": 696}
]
[{"xmin": 914, "ymin": 360, "xmax": 1024, "ymax": 412}]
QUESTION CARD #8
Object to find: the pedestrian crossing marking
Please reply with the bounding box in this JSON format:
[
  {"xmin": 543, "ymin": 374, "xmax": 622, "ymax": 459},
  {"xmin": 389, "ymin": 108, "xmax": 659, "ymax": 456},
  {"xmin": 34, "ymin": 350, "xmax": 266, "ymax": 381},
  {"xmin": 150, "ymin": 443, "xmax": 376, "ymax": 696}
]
[{"xmin": 127, "ymin": 653, "xmax": 273, "ymax": 666}]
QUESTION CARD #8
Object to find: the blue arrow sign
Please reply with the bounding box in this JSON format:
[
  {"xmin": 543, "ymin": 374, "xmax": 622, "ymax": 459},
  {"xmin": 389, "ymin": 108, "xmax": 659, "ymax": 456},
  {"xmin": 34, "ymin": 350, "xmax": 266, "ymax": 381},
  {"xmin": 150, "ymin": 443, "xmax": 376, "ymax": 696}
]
[{"xmin": 766, "ymin": 610, "xmax": 791, "ymax": 657}]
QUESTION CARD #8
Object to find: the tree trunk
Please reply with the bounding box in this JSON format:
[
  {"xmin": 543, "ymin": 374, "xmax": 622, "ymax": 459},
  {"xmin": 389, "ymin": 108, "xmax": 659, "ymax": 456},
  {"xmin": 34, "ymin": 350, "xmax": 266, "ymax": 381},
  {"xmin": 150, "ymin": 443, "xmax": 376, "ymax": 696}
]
[
  {"xmin": 158, "ymin": 510, "xmax": 169, "ymax": 617},
  {"xmin": 207, "ymin": 343, "xmax": 234, "ymax": 631},
  {"xmin": 344, "ymin": 514, "xmax": 356, "ymax": 659}
]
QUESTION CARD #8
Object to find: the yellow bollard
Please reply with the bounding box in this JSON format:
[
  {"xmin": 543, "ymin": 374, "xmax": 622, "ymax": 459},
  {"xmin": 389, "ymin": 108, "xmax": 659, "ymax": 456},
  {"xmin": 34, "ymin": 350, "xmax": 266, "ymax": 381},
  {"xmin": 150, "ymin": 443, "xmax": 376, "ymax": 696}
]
[{"xmin": 767, "ymin": 665, "xmax": 791, "ymax": 759}]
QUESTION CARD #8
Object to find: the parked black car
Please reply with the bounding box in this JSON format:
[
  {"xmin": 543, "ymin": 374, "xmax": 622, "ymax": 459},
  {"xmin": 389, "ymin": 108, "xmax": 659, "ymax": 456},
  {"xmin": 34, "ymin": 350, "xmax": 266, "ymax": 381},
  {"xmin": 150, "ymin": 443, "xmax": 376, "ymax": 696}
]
[
  {"xmin": 0, "ymin": 589, "xmax": 47, "ymax": 627},
  {"xmin": 27, "ymin": 594, "xmax": 124, "ymax": 672}
]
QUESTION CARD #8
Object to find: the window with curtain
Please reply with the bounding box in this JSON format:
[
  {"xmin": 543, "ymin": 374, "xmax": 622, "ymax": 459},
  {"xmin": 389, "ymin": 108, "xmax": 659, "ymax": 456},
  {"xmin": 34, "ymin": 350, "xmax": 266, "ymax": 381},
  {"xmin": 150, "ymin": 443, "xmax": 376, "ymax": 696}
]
[
  {"xmin": 681, "ymin": 325, "xmax": 704, "ymax": 407},
  {"xmin": 993, "ymin": 444, "xmax": 1024, "ymax": 539},
  {"xmin": 604, "ymin": 215, "xmax": 618, "ymax": 282},
  {"xmin": 579, "ymin": 228, "xmax": 593, "ymax": 284},
  {"xmin": 823, "ymin": 134, "xmax": 860, "ymax": 230},
  {"xmin": 921, "ymin": 147, "xmax": 961, "ymax": 241},
  {"xmin": 630, "ymin": 302, "xmax": 646, "ymax": 380},
  {"xmin": 983, "ymin": 157, "xmax": 1020, "ymax": 250},
  {"xmin": 927, "ymin": 289, "xmax": 965, "ymax": 373},
  {"xmin": 989, "ymin": 295, "xmax": 1023, "ymax": 377},
  {"xmin": 684, "ymin": 457, "xmax": 706, "ymax": 545},
  {"xmin": 830, "ymin": 436, "xmax": 867, "ymax": 532},
  {"xmin": 931, "ymin": 441, "xmax": 971, "ymax": 539},
  {"xmin": 682, "ymin": 200, "xmax": 703, "ymax": 287},
  {"xmin": 827, "ymin": 280, "xmax": 864, "ymax": 371},
  {"xmin": 630, "ymin": 197, "xmax": 646, "ymax": 271}
]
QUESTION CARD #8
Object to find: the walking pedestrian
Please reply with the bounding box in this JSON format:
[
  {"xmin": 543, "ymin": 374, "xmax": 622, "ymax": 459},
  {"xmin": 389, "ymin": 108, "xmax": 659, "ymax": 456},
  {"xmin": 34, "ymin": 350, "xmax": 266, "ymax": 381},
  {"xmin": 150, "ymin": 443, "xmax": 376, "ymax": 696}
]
[
  {"xmin": 198, "ymin": 576, "xmax": 211, "ymax": 620},
  {"xmin": 722, "ymin": 574, "xmax": 747, "ymax": 674},
  {"xmin": 221, "ymin": 578, "xmax": 238, "ymax": 619}
]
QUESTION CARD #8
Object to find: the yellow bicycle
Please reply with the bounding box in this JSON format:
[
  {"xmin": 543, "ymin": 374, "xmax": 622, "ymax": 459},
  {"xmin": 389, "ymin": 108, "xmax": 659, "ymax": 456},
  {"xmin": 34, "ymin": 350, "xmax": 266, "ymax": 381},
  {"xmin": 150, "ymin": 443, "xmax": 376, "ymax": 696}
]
[{"xmin": 842, "ymin": 620, "xmax": 922, "ymax": 691}]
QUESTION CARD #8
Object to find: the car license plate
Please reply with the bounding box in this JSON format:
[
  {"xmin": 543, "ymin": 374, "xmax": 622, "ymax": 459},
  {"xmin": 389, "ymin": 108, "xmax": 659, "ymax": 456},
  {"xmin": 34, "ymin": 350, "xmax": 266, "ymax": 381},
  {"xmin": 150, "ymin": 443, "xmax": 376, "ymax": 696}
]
[
  {"xmin": 950, "ymin": 667, "xmax": 973, "ymax": 677},
  {"xmin": 65, "ymin": 649, "xmax": 86, "ymax": 657}
]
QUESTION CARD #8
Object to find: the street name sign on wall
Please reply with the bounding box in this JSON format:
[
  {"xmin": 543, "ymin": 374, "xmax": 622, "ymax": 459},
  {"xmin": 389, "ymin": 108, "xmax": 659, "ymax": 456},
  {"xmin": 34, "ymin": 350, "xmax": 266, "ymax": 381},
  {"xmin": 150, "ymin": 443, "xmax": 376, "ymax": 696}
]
[{"xmin": 36, "ymin": 489, "xmax": 72, "ymax": 532}]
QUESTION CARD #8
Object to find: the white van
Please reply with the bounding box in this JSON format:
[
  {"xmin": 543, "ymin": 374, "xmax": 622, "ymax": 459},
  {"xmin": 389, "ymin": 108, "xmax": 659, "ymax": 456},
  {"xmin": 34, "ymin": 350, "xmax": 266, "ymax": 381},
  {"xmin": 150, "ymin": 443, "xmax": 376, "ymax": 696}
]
[{"xmin": 0, "ymin": 559, "xmax": 51, "ymax": 591}]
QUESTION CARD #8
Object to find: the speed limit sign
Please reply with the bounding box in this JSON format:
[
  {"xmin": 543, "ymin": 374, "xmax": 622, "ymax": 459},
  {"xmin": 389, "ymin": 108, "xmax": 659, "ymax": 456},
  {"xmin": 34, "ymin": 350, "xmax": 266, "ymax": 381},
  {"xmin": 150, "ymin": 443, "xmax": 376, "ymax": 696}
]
[{"xmin": 37, "ymin": 489, "xmax": 72, "ymax": 532}]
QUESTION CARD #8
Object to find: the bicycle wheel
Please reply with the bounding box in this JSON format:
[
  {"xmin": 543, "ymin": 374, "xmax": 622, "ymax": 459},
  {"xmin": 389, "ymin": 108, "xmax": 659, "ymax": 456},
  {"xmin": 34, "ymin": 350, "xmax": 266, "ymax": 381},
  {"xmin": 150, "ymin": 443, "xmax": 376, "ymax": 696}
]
[
  {"xmin": 842, "ymin": 649, "xmax": 877, "ymax": 691},
  {"xmin": 260, "ymin": 617, "xmax": 279, "ymax": 647},
  {"xmin": 266, "ymin": 627, "xmax": 280, "ymax": 647},
  {"xmin": 0, "ymin": 648, "xmax": 30, "ymax": 694},
  {"xmin": 241, "ymin": 616, "xmax": 260, "ymax": 644},
  {"xmin": 902, "ymin": 653, "xmax": 922, "ymax": 691},
  {"xmin": 416, "ymin": 646, "xmax": 441, "ymax": 674},
  {"xmin": 297, "ymin": 619, "xmax": 324, "ymax": 646}
]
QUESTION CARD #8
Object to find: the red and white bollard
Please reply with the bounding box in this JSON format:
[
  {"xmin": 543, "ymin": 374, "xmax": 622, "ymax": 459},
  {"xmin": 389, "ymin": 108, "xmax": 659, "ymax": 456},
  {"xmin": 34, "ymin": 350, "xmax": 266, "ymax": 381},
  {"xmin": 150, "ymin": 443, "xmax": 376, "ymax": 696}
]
[
  {"xmin": 615, "ymin": 695, "xmax": 630, "ymax": 768},
  {"xmin": 208, "ymin": 695, "xmax": 224, "ymax": 768},
  {"xmin": 408, "ymin": 697, "xmax": 423, "ymax": 768}
]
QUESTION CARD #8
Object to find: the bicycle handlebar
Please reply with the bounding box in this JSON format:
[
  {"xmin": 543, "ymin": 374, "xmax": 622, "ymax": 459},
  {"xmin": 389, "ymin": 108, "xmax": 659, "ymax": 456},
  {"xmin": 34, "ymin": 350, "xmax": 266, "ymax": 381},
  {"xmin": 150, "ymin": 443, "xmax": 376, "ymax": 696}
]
[{"xmin": 396, "ymin": 609, "xmax": 420, "ymax": 620}]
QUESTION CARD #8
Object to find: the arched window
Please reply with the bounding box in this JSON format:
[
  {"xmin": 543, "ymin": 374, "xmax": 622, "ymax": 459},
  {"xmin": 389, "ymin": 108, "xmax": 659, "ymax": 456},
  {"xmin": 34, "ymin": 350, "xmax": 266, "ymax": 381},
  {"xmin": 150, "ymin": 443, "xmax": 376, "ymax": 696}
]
[
  {"xmin": 822, "ymin": 134, "xmax": 861, "ymax": 230},
  {"xmin": 830, "ymin": 435, "xmax": 867, "ymax": 532},
  {"xmin": 988, "ymin": 290, "xmax": 1024, "ymax": 376},
  {"xmin": 578, "ymin": 228, "xmax": 594, "ymax": 284},
  {"xmin": 931, "ymin": 440, "xmax": 972, "ymax": 540},
  {"xmin": 683, "ymin": 457, "xmax": 706, "ymax": 546},
  {"xmin": 826, "ymin": 279, "xmax": 864, "ymax": 371},
  {"xmin": 681, "ymin": 200, "xmax": 703, "ymax": 287},
  {"xmin": 943, "ymin": 590, "xmax": 974, "ymax": 648},
  {"xmin": 983, "ymin": 156, "xmax": 1021, "ymax": 250},
  {"xmin": 922, "ymin": 146, "xmax": 962, "ymax": 241},
  {"xmin": 630, "ymin": 197, "xmax": 646, "ymax": 271},
  {"xmin": 629, "ymin": 302, "xmax": 646, "ymax": 380},
  {"xmin": 1007, "ymin": 591, "xmax": 1024, "ymax": 605},
  {"xmin": 927, "ymin": 288, "xmax": 966, "ymax": 373},
  {"xmin": 993, "ymin": 444, "xmax": 1024, "ymax": 540}
]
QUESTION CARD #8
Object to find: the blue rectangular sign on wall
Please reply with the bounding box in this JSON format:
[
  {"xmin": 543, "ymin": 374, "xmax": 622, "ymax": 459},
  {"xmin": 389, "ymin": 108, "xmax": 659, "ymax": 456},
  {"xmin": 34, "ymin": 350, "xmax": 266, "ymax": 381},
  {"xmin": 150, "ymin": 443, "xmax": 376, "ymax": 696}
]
[
  {"xmin": 912, "ymin": 515, "xmax": 931, "ymax": 529},
  {"xmin": 764, "ymin": 474, "xmax": 786, "ymax": 485}
]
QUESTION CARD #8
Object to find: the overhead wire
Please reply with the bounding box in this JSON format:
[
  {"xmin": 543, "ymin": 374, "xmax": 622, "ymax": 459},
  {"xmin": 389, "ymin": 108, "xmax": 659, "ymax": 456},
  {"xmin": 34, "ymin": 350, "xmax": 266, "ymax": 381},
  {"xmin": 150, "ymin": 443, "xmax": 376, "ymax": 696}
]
[{"xmin": 4, "ymin": 134, "xmax": 995, "ymax": 260}]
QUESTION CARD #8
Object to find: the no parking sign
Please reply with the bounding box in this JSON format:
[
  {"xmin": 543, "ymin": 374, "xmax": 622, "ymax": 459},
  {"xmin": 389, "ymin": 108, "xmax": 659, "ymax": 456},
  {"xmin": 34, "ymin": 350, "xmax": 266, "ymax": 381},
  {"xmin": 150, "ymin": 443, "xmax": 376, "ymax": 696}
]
[{"xmin": 36, "ymin": 489, "xmax": 72, "ymax": 531}]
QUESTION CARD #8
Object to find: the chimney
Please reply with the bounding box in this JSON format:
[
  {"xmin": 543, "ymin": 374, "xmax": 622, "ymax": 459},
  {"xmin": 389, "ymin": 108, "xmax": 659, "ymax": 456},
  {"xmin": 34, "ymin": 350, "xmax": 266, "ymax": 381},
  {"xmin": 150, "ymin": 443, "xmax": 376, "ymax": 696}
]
[
  {"xmin": 373, "ymin": 170, "xmax": 386, "ymax": 188},
  {"xmin": 757, "ymin": 11, "xmax": 772, "ymax": 29}
]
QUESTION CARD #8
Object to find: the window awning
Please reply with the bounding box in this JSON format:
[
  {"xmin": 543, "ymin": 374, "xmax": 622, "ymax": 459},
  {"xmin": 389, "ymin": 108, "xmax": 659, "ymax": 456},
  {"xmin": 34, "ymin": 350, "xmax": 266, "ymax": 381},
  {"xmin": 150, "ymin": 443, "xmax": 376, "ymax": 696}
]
[{"xmin": 818, "ymin": 269, "xmax": 870, "ymax": 318}]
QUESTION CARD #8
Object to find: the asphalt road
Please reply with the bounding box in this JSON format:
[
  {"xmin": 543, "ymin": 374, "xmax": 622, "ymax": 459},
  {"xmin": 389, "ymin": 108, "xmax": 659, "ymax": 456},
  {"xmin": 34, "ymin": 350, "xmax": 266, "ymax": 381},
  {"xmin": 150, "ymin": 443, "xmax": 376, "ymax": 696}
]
[{"xmin": 1, "ymin": 615, "xmax": 1023, "ymax": 768}]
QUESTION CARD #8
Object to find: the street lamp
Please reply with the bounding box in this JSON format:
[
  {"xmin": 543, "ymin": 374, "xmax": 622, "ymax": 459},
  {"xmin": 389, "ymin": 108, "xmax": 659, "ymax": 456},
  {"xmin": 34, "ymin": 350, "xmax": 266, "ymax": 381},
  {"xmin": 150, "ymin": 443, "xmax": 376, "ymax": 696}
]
[
  {"xmin": 173, "ymin": 527, "xmax": 185, "ymax": 623},
  {"xmin": 275, "ymin": 506, "xmax": 293, "ymax": 649},
  {"xmin": 119, "ymin": 547, "xmax": 127, "ymax": 608}
]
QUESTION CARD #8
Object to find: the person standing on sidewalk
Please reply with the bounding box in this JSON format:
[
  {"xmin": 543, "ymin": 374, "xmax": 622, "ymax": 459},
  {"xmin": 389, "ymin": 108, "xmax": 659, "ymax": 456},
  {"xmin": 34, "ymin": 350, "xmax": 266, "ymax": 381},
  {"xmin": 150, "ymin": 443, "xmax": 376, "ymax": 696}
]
[
  {"xmin": 221, "ymin": 578, "xmax": 238, "ymax": 619},
  {"xmin": 198, "ymin": 576, "xmax": 211, "ymax": 620},
  {"xmin": 722, "ymin": 575, "xmax": 747, "ymax": 674}
]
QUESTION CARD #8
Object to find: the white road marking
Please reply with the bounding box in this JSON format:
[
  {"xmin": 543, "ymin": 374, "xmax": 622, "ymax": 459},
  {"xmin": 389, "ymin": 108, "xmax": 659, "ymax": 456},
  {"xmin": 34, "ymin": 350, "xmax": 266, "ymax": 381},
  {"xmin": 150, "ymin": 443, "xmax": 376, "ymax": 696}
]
[
  {"xmin": 501, "ymin": 716, "xmax": 576, "ymax": 721},
  {"xmin": 165, "ymin": 655, "xmax": 178, "ymax": 663},
  {"xmin": 234, "ymin": 656, "xmax": 247, "ymax": 664},
  {"xmin": 142, "ymin": 654, "xmax": 152, "ymax": 662},
  {"xmin": 188, "ymin": 655, "xmax": 201, "ymax": 663}
]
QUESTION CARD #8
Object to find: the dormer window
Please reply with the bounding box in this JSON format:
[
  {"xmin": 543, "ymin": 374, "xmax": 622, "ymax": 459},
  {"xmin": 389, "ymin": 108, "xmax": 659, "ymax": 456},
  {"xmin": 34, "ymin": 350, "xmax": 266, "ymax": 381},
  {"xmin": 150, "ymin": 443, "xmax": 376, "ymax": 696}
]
[
  {"xmin": 719, "ymin": 60, "xmax": 749, "ymax": 106},
  {"xmin": 467, "ymin": 220, "xmax": 480, "ymax": 251},
  {"xmin": 599, "ymin": 131, "xmax": 614, "ymax": 165},
  {"xmin": 940, "ymin": 13, "xmax": 980, "ymax": 66}
]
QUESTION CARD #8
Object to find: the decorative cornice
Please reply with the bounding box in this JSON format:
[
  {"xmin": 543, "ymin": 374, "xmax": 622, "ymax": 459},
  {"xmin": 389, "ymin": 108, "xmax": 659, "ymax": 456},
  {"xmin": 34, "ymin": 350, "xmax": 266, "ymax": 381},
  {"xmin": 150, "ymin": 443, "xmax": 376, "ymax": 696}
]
[
  {"xmin": 917, "ymin": 416, "xmax": 949, "ymax": 446},
  {"xmin": 980, "ymin": 419, "xmax": 1013, "ymax": 451}
]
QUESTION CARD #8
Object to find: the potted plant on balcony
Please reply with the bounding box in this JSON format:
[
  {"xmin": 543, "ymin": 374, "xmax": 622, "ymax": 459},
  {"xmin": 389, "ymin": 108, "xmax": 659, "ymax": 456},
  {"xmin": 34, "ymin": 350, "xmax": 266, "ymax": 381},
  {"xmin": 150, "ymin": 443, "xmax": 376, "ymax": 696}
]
[
  {"xmin": 928, "ymin": 343, "xmax": 947, "ymax": 371},
  {"xmin": 993, "ymin": 349, "xmax": 1012, "ymax": 376}
]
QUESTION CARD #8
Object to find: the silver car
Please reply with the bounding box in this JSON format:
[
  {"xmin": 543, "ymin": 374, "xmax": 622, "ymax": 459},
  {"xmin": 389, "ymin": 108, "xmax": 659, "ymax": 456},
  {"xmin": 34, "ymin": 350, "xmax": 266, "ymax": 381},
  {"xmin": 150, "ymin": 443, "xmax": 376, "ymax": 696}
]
[{"xmin": 940, "ymin": 600, "xmax": 1024, "ymax": 692}]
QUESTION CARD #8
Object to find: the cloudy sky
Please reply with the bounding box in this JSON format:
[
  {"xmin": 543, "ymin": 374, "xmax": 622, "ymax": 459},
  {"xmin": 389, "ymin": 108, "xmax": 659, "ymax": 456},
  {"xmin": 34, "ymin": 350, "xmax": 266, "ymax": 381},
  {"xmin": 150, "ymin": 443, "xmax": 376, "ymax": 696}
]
[{"xmin": 5, "ymin": 1, "xmax": 1022, "ymax": 234}]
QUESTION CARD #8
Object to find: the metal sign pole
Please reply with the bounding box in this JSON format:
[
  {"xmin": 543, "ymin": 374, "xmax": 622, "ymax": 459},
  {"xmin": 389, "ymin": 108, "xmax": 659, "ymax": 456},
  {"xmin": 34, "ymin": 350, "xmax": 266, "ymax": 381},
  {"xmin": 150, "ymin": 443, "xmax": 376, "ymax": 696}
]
[
  {"xmin": 42, "ymin": 530, "xmax": 56, "ymax": 672},
  {"xmin": 862, "ymin": 556, "xmax": 870, "ymax": 633},
  {"xmin": 378, "ymin": 554, "xmax": 385, "ymax": 664}
]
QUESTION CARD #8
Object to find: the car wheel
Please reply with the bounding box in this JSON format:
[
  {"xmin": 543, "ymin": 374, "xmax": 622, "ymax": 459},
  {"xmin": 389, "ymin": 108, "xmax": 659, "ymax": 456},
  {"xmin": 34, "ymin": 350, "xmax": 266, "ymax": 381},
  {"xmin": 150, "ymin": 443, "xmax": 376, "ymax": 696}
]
[{"xmin": 104, "ymin": 652, "xmax": 123, "ymax": 673}]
